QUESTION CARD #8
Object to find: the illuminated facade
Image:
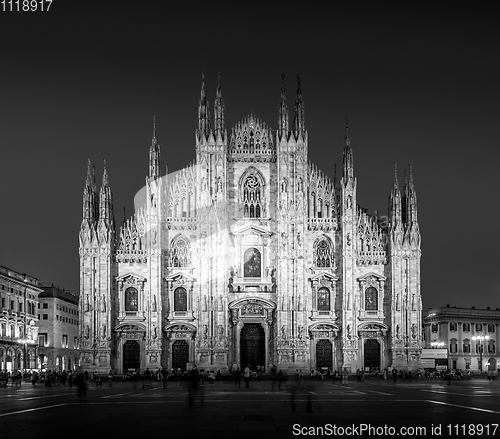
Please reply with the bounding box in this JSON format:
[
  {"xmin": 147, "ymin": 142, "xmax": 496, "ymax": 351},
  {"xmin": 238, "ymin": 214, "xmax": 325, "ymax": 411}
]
[
  {"xmin": 424, "ymin": 305, "xmax": 500, "ymax": 373},
  {"xmin": 79, "ymin": 74, "xmax": 422, "ymax": 374},
  {"xmin": 0, "ymin": 265, "xmax": 42, "ymax": 372}
]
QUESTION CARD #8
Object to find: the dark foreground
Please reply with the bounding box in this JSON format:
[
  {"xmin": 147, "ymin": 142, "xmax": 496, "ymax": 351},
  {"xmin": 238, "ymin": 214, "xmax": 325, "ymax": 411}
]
[{"xmin": 0, "ymin": 376, "xmax": 499, "ymax": 438}]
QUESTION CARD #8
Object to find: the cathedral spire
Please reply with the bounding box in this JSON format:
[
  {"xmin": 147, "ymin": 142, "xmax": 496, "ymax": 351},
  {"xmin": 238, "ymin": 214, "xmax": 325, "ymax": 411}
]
[
  {"xmin": 389, "ymin": 162, "xmax": 402, "ymax": 228},
  {"xmin": 149, "ymin": 115, "xmax": 161, "ymax": 180},
  {"xmin": 292, "ymin": 74, "xmax": 305, "ymax": 140},
  {"xmin": 197, "ymin": 72, "xmax": 211, "ymax": 141},
  {"xmin": 82, "ymin": 158, "xmax": 98, "ymax": 224},
  {"xmin": 342, "ymin": 118, "xmax": 354, "ymax": 182},
  {"xmin": 404, "ymin": 163, "xmax": 418, "ymax": 224},
  {"xmin": 99, "ymin": 159, "xmax": 115, "ymax": 231},
  {"xmin": 278, "ymin": 73, "xmax": 289, "ymax": 141},
  {"xmin": 213, "ymin": 72, "xmax": 225, "ymax": 140}
]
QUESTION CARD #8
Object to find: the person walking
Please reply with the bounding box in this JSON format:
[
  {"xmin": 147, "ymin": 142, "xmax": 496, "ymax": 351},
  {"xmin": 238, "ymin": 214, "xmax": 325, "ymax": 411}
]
[
  {"xmin": 243, "ymin": 365, "xmax": 251, "ymax": 388},
  {"xmin": 75, "ymin": 369, "xmax": 88, "ymax": 400},
  {"xmin": 234, "ymin": 367, "xmax": 241, "ymax": 390},
  {"xmin": 108, "ymin": 370, "xmax": 113, "ymax": 386},
  {"xmin": 342, "ymin": 368, "xmax": 349, "ymax": 386},
  {"xmin": 392, "ymin": 367, "xmax": 397, "ymax": 383},
  {"xmin": 161, "ymin": 368, "xmax": 169, "ymax": 389}
]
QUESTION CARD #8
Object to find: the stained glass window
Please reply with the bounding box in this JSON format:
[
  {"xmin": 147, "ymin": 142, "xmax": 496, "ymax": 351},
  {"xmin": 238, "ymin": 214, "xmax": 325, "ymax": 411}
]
[
  {"xmin": 170, "ymin": 236, "xmax": 190, "ymax": 267},
  {"xmin": 125, "ymin": 287, "xmax": 138, "ymax": 312},
  {"xmin": 317, "ymin": 287, "xmax": 330, "ymax": 311},
  {"xmin": 243, "ymin": 175, "xmax": 262, "ymax": 218},
  {"xmin": 315, "ymin": 239, "xmax": 333, "ymax": 267},
  {"xmin": 174, "ymin": 287, "xmax": 187, "ymax": 312}
]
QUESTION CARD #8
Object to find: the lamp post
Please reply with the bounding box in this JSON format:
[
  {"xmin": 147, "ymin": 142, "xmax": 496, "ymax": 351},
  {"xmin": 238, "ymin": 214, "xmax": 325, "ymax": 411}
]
[{"xmin": 472, "ymin": 334, "xmax": 489, "ymax": 377}]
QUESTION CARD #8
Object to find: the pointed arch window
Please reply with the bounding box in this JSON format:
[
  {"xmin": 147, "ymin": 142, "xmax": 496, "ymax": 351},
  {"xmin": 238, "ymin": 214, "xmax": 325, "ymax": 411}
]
[
  {"xmin": 315, "ymin": 238, "xmax": 333, "ymax": 267},
  {"xmin": 174, "ymin": 287, "xmax": 188, "ymax": 312},
  {"xmin": 244, "ymin": 247, "xmax": 261, "ymax": 278},
  {"xmin": 243, "ymin": 175, "xmax": 262, "ymax": 218},
  {"xmin": 125, "ymin": 287, "xmax": 139, "ymax": 312},
  {"xmin": 364, "ymin": 287, "xmax": 378, "ymax": 311},
  {"xmin": 170, "ymin": 236, "xmax": 191, "ymax": 267},
  {"xmin": 317, "ymin": 287, "xmax": 330, "ymax": 311}
]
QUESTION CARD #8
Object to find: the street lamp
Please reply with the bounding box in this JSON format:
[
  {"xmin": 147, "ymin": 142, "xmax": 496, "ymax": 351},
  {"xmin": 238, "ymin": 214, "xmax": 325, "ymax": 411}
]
[{"xmin": 472, "ymin": 334, "xmax": 489, "ymax": 377}]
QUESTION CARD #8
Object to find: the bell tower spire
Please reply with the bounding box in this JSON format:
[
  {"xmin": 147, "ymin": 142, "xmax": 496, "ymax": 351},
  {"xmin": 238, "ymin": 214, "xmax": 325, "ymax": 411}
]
[
  {"xmin": 342, "ymin": 118, "xmax": 354, "ymax": 184},
  {"xmin": 149, "ymin": 115, "xmax": 161, "ymax": 181},
  {"xmin": 292, "ymin": 74, "xmax": 305, "ymax": 140},
  {"xmin": 278, "ymin": 73, "xmax": 289, "ymax": 141},
  {"xmin": 213, "ymin": 72, "xmax": 225, "ymax": 140},
  {"xmin": 197, "ymin": 72, "xmax": 210, "ymax": 141},
  {"xmin": 82, "ymin": 158, "xmax": 98, "ymax": 224}
]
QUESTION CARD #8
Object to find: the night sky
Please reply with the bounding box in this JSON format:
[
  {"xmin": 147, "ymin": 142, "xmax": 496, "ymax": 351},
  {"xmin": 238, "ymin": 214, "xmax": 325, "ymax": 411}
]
[{"xmin": 1, "ymin": 2, "xmax": 499, "ymax": 311}]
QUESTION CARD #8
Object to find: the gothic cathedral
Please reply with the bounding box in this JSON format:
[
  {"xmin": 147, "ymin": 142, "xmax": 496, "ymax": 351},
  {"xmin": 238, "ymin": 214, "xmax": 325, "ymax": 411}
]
[{"xmin": 79, "ymin": 74, "xmax": 422, "ymax": 374}]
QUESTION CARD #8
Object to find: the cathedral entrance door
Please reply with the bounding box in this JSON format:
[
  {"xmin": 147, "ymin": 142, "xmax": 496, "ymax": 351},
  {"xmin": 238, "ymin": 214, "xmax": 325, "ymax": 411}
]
[
  {"xmin": 123, "ymin": 340, "xmax": 140, "ymax": 371},
  {"xmin": 316, "ymin": 339, "xmax": 333, "ymax": 369},
  {"xmin": 172, "ymin": 340, "xmax": 189, "ymax": 371},
  {"xmin": 240, "ymin": 324, "xmax": 265, "ymax": 370},
  {"xmin": 363, "ymin": 339, "xmax": 381, "ymax": 370}
]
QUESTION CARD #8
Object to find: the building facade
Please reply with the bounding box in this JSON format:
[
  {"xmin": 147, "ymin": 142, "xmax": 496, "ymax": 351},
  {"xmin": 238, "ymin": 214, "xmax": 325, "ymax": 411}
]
[
  {"xmin": 0, "ymin": 265, "xmax": 42, "ymax": 372},
  {"xmin": 79, "ymin": 74, "xmax": 423, "ymax": 374},
  {"xmin": 37, "ymin": 285, "xmax": 80, "ymax": 372},
  {"xmin": 424, "ymin": 305, "xmax": 500, "ymax": 373}
]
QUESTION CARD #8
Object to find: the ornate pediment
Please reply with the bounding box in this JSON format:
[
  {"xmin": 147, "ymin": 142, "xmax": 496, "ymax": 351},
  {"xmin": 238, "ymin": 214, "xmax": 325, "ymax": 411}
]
[
  {"xmin": 230, "ymin": 224, "xmax": 273, "ymax": 238},
  {"xmin": 116, "ymin": 273, "xmax": 147, "ymax": 291},
  {"xmin": 114, "ymin": 323, "xmax": 146, "ymax": 332},
  {"xmin": 308, "ymin": 322, "xmax": 340, "ymax": 339},
  {"xmin": 357, "ymin": 321, "xmax": 388, "ymax": 338},
  {"xmin": 164, "ymin": 323, "xmax": 197, "ymax": 332},
  {"xmin": 164, "ymin": 272, "xmax": 196, "ymax": 286},
  {"xmin": 228, "ymin": 298, "xmax": 276, "ymax": 325},
  {"xmin": 309, "ymin": 272, "xmax": 338, "ymax": 283},
  {"xmin": 356, "ymin": 272, "xmax": 386, "ymax": 283}
]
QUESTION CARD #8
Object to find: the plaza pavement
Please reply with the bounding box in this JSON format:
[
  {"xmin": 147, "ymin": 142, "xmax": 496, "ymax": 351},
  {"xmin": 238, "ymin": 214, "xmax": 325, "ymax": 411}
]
[{"xmin": 0, "ymin": 375, "xmax": 499, "ymax": 438}]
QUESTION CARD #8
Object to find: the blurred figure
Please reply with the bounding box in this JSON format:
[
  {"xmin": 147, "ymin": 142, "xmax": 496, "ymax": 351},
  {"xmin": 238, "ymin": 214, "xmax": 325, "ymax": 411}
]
[
  {"xmin": 108, "ymin": 370, "xmax": 114, "ymax": 386},
  {"xmin": 75, "ymin": 369, "xmax": 88, "ymax": 400},
  {"xmin": 234, "ymin": 367, "xmax": 241, "ymax": 390},
  {"xmin": 305, "ymin": 379, "xmax": 316, "ymax": 412},
  {"xmin": 243, "ymin": 365, "xmax": 251, "ymax": 388},
  {"xmin": 342, "ymin": 368, "xmax": 349, "ymax": 386},
  {"xmin": 270, "ymin": 364, "xmax": 278, "ymax": 390},
  {"xmin": 161, "ymin": 368, "xmax": 169, "ymax": 389}
]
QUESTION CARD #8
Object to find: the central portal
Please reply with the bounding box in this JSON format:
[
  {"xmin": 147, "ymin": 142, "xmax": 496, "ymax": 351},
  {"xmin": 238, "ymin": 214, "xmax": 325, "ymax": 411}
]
[{"xmin": 240, "ymin": 323, "xmax": 265, "ymax": 369}]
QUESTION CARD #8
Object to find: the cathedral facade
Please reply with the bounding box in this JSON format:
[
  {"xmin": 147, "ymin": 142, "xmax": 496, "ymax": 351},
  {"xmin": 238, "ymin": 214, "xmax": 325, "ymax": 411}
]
[{"xmin": 79, "ymin": 74, "xmax": 422, "ymax": 374}]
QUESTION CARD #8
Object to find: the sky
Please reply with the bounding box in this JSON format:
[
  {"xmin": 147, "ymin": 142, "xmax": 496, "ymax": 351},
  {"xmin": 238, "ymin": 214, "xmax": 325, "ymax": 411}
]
[{"xmin": 0, "ymin": 2, "xmax": 499, "ymax": 311}]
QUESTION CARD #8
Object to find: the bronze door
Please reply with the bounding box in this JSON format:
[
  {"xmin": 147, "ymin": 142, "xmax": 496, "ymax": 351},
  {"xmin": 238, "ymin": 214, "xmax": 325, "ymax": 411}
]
[
  {"xmin": 172, "ymin": 340, "xmax": 189, "ymax": 371},
  {"xmin": 240, "ymin": 324, "xmax": 265, "ymax": 369},
  {"xmin": 123, "ymin": 340, "xmax": 140, "ymax": 371},
  {"xmin": 316, "ymin": 339, "xmax": 333, "ymax": 369},
  {"xmin": 364, "ymin": 339, "xmax": 381, "ymax": 369}
]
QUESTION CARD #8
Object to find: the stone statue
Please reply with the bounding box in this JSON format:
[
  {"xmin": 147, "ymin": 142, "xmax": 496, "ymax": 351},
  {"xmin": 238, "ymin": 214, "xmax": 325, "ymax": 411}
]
[
  {"xmin": 281, "ymin": 325, "xmax": 286, "ymax": 339},
  {"xmin": 100, "ymin": 324, "xmax": 106, "ymax": 340},
  {"xmin": 297, "ymin": 325, "xmax": 304, "ymax": 339}
]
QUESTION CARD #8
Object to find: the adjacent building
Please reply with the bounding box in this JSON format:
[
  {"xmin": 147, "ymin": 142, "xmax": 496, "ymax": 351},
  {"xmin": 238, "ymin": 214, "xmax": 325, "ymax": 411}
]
[
  {"xmin": 38, "ymin": 285, "xmax": 80, "ymax": 372},
  {"xmin": 0, "ymin": 265, "xmax": 42, "ymax": 372},
  {"xmin": 79, "ymin": 73, "xmax": 423, "ymax": 374},
  {"xmin": 423, "ymin": 305, "xmax": 500, "ymax": 373}
]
